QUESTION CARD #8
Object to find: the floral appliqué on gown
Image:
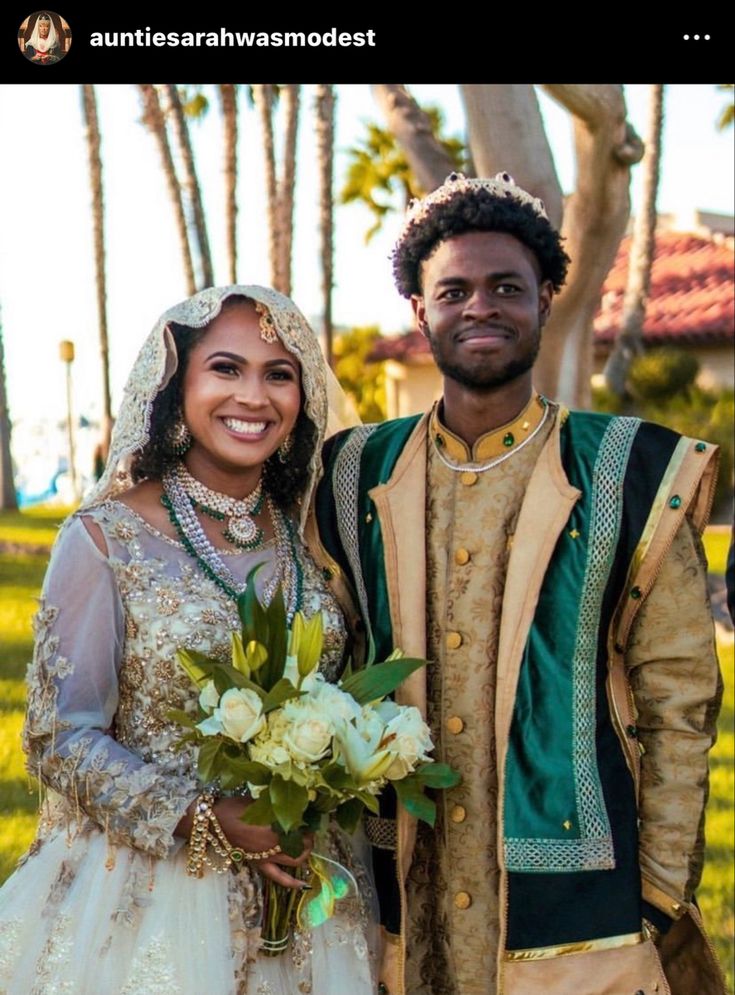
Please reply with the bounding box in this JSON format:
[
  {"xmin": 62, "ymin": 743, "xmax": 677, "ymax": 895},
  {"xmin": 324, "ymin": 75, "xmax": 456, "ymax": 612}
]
[{"xmin": 0, "ymin": 502, "xmax": 378, "ymax": 995}]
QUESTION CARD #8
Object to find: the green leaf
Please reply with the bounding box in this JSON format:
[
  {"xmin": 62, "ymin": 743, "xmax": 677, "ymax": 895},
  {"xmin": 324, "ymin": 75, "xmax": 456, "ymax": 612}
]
[
  {"xmin": 261, "ymin": 587, "xmax": 288, "ymax": 688},
  {"xmin": 240, "ymin": 792, "xmax": 276, "ymax": 826},
  {"xmin": 166, "ymin": 708, "xmax": 198, "ymax": 729},
  {"xmin": 262, "ymin": 678, "xmax": 302, "ymax": 714},
  {"xmin": 270, "ymin": 775, "xmax": 309, "ymax": 833},
  {"xmin": 297, "ymin": 612, "xmax": 324, "ymax": 678},
  {"xmin": 237, "ymin": 567, "xmax": 269, "ymax": 643},
  {"xmin": 355, "ymin": 790, "xmax": 380, "ymax": 815},
  {"xmin": 177, "ymin": 648, "xmax": 217, "ymax": 687},
  {"xmin": 395, "ymin": 778, "xmax": 436, "ymax": 826},
  {"xmin": 322, "ymin": 764, "xmax": 352, "ymax": 790},
  {"xmin": 279, "ymin": 828, "xmax": 305, "ymax": 858},
  {"xmin": 222, "ymin": 758, "xmax": 272, "ymax": 785},
  {"xmin": 339, "ymin": 657, "xmax": 427, "ymax": 705},
  {"xmin": 213, "ymin": 664, "xmax": 266, "ymax": 699},
  {"xmin": 335, "ymin": 798, "xmax": 365, "ymax": 834},
  {"xmin": 413, "ymin": 762, "xmax": 461, "ymax": 789},
  {"xmin": 197, "ymin": 737, "xmax": 223, "ymax": 782}
]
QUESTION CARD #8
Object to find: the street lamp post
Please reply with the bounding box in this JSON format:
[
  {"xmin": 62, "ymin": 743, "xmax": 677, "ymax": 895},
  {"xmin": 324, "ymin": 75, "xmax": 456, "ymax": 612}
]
[{"xmin": 59, "ymin": 340, "xmax": 79, "ymax": 502}]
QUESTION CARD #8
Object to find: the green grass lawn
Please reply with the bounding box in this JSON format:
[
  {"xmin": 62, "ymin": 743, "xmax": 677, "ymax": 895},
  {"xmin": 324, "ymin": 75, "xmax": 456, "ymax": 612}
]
[{"xmin": 1, "ymin": 509, "xmax": 733, "ymax": 986}]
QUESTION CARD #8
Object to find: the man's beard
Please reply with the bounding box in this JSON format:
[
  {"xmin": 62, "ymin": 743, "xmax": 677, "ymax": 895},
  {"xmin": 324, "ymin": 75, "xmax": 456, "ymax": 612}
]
[{"xmin": 425, "ymin": 324, "xmax": 542, "ymax": 392}]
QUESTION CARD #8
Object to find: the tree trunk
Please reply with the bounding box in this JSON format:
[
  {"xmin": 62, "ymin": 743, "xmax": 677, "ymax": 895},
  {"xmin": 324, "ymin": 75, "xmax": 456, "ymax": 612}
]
[
  {"xmin": 219, "ymin": 84, "xmax": 238, "ymax": 285},
  {"xmin": 81, "ymin": 84, "xmax": 112, "ymax": 457},
  {"xmin": 254, "ymin": 84, "xmax": 280, "ymax": 290},
  {"xmin": 138, "ymin": 84, "xmax": 196, "ymax": 295},
  {"xmin": 316, "ymin": 84, "xmax": 335, "ymax": 366},
  {"xmin": 372, "ymin": 84, "xmax": 456, "ymax": 192},
  {"xmin": 535, "ymin": 85, "xmax": 643, "ymax": 406},
  {"xmin": 164, "ymin": 84, "xmax": 214, "ymax": 289},
  {"xmin": 604, "ymin": 84, "xmax": 664, "ymax": 397},
  {"xmin": 460, "ymin": 84, "xmax": 564, "ymax": 228},
  {"xmin": 0, "ymin": 319, "xmax": 17, "ymax": 510},
  {"xmin": 278, "ymin": 84, "xmax": 300, "ymax": 297}
]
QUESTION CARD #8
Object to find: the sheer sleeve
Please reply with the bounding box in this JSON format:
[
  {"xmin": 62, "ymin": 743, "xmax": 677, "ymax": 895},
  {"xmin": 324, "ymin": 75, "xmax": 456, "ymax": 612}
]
[{"xmin": 23, "ymin": 516, "xmax": 200, "ymax": 858}]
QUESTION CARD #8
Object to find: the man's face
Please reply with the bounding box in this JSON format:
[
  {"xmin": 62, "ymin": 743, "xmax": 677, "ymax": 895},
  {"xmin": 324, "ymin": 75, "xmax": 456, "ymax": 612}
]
[
  {"xmin": 38, "ymin": 18, "xmax": 50, "ymax": 38},
  {"xmin": 412, "ymin": 230, "xmax": 553, "ymax": 392}
]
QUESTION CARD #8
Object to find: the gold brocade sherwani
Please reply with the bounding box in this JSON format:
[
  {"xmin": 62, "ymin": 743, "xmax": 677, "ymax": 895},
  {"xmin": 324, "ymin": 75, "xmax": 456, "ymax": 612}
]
[
  {"xmin": 405, "ymin": 396, "xmax": 553, "ymax": 994},
  {"xmin": 308, "ymin": 399, "xmax": 725, "ymax": 995}
]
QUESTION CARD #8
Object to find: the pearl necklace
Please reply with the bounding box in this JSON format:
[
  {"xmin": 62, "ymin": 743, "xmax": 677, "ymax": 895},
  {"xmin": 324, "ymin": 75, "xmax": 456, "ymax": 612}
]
[
  {"xmin": 161, "ymin": 469, "xmax": 301, "ymax": 618},
  {"xmin": 171, "ymin": 462, "xmax": 264, "ymax": 549},
  {"xmin": 433, "ymin": 402, "xmax": 550, "ymax": 474}
]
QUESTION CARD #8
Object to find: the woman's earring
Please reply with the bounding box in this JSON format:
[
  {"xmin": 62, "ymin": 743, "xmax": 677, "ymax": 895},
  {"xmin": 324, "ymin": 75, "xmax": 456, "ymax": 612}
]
[
  {"xmin": 168, "ymin": 417, "xmax": 192, "ymax": 457},
  {"xmin": 277, "ymin": 433, "xmax": 294, "ymax": 463}
]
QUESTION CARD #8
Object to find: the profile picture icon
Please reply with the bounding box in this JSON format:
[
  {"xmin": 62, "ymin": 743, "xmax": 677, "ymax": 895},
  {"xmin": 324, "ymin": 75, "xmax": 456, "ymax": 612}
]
[{"xmin": 18, "ymin": 11, "xmax": 71, "ymax": 65}]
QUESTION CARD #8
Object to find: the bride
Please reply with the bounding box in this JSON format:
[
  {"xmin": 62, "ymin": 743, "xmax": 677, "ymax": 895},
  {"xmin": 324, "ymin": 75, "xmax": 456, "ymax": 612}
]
[{"xmin": 0, "ymin": 286, "xmax": 378, "ymax": 994}]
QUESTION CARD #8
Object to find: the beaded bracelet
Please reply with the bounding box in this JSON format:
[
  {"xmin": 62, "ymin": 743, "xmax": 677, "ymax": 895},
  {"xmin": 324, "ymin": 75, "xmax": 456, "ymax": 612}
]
[{"xmin": 186, "ymin": 793, "xmax": 282, "ymax": 878}]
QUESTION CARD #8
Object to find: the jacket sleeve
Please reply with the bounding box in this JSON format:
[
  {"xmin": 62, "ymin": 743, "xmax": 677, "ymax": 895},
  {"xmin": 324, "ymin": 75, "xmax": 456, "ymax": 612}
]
[
  {"xmin": 625, "ymin": 515, "xmax": 722, "ymax": 918},
  {"xmin": 23, "ymin": 517, "xmax": 200, "ymax": 858}
]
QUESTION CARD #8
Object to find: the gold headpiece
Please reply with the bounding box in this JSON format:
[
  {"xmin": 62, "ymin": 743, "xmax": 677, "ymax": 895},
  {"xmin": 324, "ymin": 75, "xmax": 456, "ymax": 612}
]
[{"xmin": 395, "ymin": 171, "xmax": 548, "ymax": 255}]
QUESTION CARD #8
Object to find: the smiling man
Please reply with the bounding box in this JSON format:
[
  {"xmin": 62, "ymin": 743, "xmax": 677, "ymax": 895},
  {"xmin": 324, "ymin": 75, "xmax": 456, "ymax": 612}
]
[{"xmin": 314, "ymin": 174, "xmax": 725, "ymax": 995}]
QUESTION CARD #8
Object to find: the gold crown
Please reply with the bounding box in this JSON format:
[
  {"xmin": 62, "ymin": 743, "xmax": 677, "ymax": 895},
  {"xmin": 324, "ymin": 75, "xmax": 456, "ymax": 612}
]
[{"xmin": 395, "ymin": 171, "xmax": 548, "ymax": 254}]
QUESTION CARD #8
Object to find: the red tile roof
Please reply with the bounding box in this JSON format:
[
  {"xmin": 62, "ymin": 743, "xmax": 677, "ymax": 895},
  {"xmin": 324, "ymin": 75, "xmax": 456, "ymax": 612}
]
[
  {"xmin": 370, "ymin": 231, "xmax": 734, "ymax": 363},
  {"xmin": 594, "ymin": 231, "xmax": 734, "ymax": 347}
]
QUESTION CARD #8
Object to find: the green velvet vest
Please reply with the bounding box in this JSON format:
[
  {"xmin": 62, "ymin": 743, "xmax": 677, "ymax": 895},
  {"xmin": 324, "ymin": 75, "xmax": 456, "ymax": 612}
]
[{"xmin": 316, "ymin": 411, "xmax": 686, "ymax": 949}]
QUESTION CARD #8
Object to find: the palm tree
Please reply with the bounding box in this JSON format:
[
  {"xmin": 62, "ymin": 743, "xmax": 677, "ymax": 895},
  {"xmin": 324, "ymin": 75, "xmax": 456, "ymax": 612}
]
[
  {"xmin": 219, "ymin": 84, "xmax": 238, "ymax": 284},
  {"xmin": 254, "ymin": 84, "xmax": 280, "ymax": 291},
  {"xmin": 0, "ymin": 315, "xmax": 17, "ymax": 510},
  {"xmin": 138, "ymin": 84, "xmax": 196, "ymax": 295},
  {"xmin": 315, "ymin": 84, "xmax": 335, "ymax": 366},
  {"xmin": 278, "ymin": 84, "xmax": 300, "ymax": 297},
  {"xmin": 164, "ymin": 84, "xmax": 214, "ymax": 289},
  {"xmin": 81, "ymin": 84, "xmax": 112, "ymax": 456},
  {"xmin": 604, "ymin": 84, "xmax": 665, "ymax": 397}
]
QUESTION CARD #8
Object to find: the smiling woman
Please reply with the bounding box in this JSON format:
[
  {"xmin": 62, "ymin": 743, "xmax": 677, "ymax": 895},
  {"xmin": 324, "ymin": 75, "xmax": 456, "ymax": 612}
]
[{"xmin": 0, "ymin": 286, "xmax": 378, "ymax": 994}]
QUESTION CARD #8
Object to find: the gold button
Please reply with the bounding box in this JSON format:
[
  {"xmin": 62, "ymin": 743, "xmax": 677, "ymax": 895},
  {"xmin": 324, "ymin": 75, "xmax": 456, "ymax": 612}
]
[
  {"xmin": 446, "ymin": 715, "xmax": 464, "ymax": 735},
  {"xmin": 446, "ymin": 631, "xmax": 463, "ymax": 650},
  {"xmin": 450, "ymin": 805, "xmax": 467, "ymax": 823},
  {"xmin": 454, "ymin": 891, "xmax": 472, "ymax": 910},
  {"xmin": 454, "ymin": 547, "xmax": 470, "ymax": 566},
  {"xmin": 460, "ymin": 471, "xmax": 478, "ymax": 487}
]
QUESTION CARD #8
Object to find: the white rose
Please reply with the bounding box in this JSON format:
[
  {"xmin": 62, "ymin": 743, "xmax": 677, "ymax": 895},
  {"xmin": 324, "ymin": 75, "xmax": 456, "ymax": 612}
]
[
  {"xmin": 216, "ymin": 688, "xmax": 265, "ymax": 743},
  {"xmin": 283, "ymin": 707, "xmax": 334, "ymax": 764},
  {"xmin": 383, "ymin": 706, "xmax": 434, "ymax": 780},
  {"xmin": 310, "ymin": 681, "xmax": 362, "ymax": 723},
  {"xmin": 198, "ymin": 679, "xmax": 220, "ymax": 714}
]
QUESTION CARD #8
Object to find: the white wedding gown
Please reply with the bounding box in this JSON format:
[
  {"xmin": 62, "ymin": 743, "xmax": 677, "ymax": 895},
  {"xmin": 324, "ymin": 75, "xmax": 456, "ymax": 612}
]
[{"xmin": 0, "ymin": 502, "xmax": 378, "ymax": 995}]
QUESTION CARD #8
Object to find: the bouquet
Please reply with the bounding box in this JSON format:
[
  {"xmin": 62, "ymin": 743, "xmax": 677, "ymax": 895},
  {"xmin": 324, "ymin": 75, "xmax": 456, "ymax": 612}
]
[{"xmin": 170, "ymin": 575, "xmax": 459, "ymax": 955}]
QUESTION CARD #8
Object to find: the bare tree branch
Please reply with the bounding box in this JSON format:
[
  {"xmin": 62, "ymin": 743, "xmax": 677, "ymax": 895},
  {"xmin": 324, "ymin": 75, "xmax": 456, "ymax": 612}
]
[{"xmin": 371, "ymin": 84, "xmax": 456, "ymax": 192}]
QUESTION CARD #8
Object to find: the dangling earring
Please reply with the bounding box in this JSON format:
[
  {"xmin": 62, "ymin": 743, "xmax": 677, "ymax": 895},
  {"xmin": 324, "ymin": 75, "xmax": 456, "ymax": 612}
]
[
  {"xmin": 277, "ymin": 433, "xmax": 294, "ymax": 464},
  {"xmin": 168, "ymin": 417, "xmax": 192, "ymax": 457}
]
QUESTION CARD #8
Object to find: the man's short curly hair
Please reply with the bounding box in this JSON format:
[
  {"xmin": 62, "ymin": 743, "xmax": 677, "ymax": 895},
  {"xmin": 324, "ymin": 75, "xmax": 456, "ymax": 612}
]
[{"xmin": 392, "ymin": 187, "xmax": 570, "ymax": 298}]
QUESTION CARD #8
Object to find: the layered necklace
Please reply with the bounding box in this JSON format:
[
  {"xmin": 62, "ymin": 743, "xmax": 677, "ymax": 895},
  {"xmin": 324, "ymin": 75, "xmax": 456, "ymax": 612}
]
[{"xmin": 161, "ymin": 463, "xmax": 302, "ymax": 617}]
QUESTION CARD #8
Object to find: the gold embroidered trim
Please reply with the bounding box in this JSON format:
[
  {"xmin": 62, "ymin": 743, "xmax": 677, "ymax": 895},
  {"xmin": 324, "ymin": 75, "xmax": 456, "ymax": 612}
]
[
  {"xmin": 430, "ymin": 394, "xmax": 546, "ymax": 463},
  {"xmin": 628, "ymin": 436, "xmax": 691, "ymax": 584},
  {"xmin": 504, "ymin": 930, "xmax": 643, "ymax": 961}
]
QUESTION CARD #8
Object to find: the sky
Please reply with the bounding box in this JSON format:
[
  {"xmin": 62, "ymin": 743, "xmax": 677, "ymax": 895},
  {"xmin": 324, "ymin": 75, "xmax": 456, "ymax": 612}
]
[{"xmin": 0, "ymin": 83, "xmax": 733, "ymax": 436}]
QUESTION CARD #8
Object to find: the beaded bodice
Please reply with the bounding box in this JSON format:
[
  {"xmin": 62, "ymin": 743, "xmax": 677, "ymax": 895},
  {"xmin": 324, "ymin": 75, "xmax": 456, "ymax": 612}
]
[{"xmin": 23, "ymin": 500, "xmax": 347, "ymax": 857}]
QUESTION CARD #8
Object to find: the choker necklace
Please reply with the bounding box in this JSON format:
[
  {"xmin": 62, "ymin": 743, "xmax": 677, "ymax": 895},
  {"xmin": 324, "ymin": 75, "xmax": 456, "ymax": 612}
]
[
  {"xmin": 432, "ymin": 401, "xmax": 550, "ymax": 474},
  {"xmin": 171, "ymin": 462, "xmax": 265, "ymax": 550},
  {"xmin": 161, "ymin": 468, "xmax": 302, "ymax": 617}
]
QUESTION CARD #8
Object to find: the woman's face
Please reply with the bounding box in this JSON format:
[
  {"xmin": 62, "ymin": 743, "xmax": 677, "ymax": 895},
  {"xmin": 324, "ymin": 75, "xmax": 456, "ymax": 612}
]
[{"xmin": 181, "ymin": 300, "xmax": 302, "ymax": 482}]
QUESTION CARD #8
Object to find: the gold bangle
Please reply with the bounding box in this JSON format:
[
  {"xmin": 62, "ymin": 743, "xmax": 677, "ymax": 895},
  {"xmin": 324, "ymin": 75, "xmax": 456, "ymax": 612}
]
[{"xmin": 241, "ymin": 844, "xmax": 282, "ymax": 861}]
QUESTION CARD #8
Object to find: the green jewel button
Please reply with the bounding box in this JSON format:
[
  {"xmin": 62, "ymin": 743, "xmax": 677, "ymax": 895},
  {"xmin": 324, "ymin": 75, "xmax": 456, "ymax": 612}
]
[
  {"xmin": 503, "ymin": 432, "xmax": 514, "ymax": 448},
  {"xmin": 669, "ymin": 495, "xmax": 682, "ymax": 509},
  {"xmin": 695, "ymin": 442, "xmax": 706, "ymax": 452},
  {"xmin": 435, "ymin": 434, "xmax": 445, "ymax": 447},
  {"xmin": 630, "ymin": 586, "xmax": 642, "ymax": 599}
]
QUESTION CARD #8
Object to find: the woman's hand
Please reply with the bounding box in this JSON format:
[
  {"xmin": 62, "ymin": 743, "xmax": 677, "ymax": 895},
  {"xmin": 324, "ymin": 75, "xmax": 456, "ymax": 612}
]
[{"xmin": 176, "ymin": 796, "xmax": 313, "ymax": 889}]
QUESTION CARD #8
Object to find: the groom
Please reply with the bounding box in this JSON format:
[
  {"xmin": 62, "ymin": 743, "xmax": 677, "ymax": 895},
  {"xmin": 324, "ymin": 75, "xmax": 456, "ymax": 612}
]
[{"xmin": 312, "ymin": 173, "xmax": 724, "ymax": 995}]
